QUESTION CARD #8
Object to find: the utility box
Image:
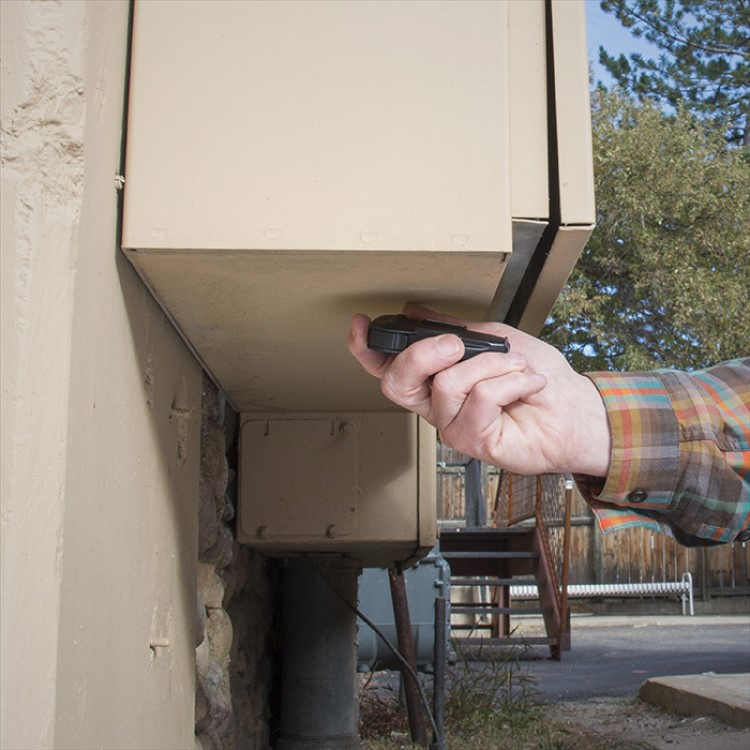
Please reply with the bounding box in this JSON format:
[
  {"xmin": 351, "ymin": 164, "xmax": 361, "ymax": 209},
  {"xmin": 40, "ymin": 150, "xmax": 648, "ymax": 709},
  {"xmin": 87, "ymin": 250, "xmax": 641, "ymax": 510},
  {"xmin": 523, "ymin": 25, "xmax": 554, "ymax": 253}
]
[
  {"xmin": 121, "ymin": 0, "xmax": 594, "ymax": 414},
  {"xmin": 121, "ymin": 1, "xmax": 594, "ymax": 564},
  {"xmin": 238, "ymin": 413, "xmax": 436, "ymax": 567},
  {"xmin": 357, "ymin": 548, "xmax": 451, "ymax": 672}
]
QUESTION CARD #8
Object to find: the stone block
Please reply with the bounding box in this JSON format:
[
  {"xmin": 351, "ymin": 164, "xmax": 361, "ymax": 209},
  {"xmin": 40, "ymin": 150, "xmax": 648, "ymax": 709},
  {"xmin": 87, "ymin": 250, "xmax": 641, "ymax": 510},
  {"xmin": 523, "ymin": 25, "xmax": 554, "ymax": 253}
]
[{"xmin": 198, "ymin": 561, "xmax": 226, "ymax": 610}]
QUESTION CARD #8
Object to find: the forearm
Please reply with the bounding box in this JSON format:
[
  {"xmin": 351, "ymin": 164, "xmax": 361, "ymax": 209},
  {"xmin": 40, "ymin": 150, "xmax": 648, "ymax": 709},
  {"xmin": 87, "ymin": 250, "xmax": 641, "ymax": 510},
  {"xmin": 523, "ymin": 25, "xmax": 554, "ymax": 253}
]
[
  {"xmin": 347, "ymin": 310, "xmax": 749, "ymax": 546},
  {"xmin": 577, "ymin": 358, "xmax": 750, "ymax": 545}
]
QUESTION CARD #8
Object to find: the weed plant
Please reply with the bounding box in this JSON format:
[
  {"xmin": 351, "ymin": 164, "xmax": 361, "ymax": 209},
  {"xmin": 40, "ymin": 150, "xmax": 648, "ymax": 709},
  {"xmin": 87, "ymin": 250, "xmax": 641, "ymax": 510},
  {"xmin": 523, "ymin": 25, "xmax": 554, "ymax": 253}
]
[
  {"xmin": 359, "ymin": 638, "xmax": 649, "ymax": 749},
  {"xmin": 444, "ymin": 639, "xmax": 541, "ymax": 735},
  {"xmin": 359, "ymin": 637, "xmax": 545, "ymax": 749}
]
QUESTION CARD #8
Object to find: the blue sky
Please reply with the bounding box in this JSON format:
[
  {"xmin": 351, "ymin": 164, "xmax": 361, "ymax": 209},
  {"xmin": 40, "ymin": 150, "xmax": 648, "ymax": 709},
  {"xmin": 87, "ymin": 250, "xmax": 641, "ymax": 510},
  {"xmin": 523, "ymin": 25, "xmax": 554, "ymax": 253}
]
[{"xmin": 585, "ymin": 0, "xmax": 661, "ymax": 87}]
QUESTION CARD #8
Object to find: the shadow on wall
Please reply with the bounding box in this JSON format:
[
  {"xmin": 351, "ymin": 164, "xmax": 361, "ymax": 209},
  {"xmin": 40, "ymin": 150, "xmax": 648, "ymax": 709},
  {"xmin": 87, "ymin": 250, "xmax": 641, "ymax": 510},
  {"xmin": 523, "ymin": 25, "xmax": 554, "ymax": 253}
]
[{"xmin": 118, "ymin": 245, "xmax": 276, "ymax": 748}]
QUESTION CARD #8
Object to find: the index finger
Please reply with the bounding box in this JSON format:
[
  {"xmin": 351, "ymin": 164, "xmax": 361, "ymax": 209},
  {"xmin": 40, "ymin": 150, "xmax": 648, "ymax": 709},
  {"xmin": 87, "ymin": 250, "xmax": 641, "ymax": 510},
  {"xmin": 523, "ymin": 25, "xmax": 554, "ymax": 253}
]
[{"xmin": 379, "ymin": 332, "xmax": 464, "ymax": 416}]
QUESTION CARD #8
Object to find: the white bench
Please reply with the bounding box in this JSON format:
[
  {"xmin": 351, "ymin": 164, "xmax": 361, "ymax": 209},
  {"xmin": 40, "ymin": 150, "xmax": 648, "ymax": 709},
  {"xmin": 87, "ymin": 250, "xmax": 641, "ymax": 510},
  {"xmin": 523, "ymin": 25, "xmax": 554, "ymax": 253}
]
[{"xmin": 510, "ymin": 572, "xmax": 694, "ymax": 616}]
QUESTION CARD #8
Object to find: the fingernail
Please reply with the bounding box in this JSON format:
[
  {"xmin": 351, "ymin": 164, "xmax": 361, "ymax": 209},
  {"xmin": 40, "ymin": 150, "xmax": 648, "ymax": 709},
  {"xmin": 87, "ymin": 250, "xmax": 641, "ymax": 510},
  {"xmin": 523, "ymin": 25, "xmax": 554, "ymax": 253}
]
[
  {"xmin": 436, "ymin": 334, "xmax": 461, "ymax": 357},
  {"xmin": 506, "ymin": 352, "xmax": 525, "ymax": 367}
]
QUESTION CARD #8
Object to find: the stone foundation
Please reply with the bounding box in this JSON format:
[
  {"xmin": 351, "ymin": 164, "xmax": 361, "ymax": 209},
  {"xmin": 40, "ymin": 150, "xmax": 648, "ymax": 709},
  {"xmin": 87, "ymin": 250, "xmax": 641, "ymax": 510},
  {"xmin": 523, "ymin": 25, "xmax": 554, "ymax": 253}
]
[{"xmin": 196, "ymin": 375, "xmax": 274, "ymax": 749}]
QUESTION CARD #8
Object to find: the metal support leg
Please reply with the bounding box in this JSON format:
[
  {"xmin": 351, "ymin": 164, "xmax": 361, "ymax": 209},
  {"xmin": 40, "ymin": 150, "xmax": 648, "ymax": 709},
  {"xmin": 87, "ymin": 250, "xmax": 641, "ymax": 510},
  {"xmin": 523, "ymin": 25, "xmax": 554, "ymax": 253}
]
[
  {"xmin": 431, "ymin": 596, "xmax": 447, "ymax": 750},
  {"xmin": 388, "ymin": 567, "xmax": 428, "ymax": 746},
  {"xmin": 277, "ymin": 558, "xmax": 361, "ymax": 750}
]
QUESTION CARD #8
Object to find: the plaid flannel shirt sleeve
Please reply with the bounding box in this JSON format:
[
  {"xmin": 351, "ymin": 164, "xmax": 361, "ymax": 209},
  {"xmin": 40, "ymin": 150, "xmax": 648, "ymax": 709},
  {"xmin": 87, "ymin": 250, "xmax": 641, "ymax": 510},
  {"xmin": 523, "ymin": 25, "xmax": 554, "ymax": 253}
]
[{"xmin": 575, "ymin": 358, "xmax": 750, "ymax": 546}]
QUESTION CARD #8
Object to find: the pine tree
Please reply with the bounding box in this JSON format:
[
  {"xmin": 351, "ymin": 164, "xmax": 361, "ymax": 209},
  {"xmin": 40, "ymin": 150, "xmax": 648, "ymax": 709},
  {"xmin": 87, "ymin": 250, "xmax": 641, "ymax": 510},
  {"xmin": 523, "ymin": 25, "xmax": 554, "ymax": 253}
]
[
  {"xmin": 543, "ymin": 89, "xmax": 750, "ymax": 371},
  {"xmin": 598, "ymin": 0, "xmax": 750, "ymax": 147}
]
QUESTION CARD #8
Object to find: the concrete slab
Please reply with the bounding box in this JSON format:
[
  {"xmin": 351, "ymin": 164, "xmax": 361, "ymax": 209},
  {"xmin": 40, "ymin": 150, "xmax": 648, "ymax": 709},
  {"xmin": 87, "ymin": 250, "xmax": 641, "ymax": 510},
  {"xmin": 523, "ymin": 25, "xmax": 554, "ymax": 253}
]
[
  {"xmin": 514, "ymin": 614, "xmax": 750, "ymax": 632},
  {"xmin": 639, "ymin": 673, "xmax": 750, "ymax": 729}
]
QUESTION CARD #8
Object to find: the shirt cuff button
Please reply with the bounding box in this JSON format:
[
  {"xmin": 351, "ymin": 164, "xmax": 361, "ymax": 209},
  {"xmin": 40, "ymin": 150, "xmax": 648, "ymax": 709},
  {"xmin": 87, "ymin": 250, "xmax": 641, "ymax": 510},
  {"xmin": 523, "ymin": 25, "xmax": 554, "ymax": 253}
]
[{"xmin": 628, "ymin": 489, "xmax": 648, "ymax": 503}]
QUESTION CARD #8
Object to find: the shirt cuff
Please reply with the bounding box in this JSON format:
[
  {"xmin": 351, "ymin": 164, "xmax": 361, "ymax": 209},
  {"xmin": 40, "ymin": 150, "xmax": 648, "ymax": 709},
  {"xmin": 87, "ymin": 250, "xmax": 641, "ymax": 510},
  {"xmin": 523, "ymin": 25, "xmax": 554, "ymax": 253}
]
[{"xmin": 579, "ymin": 370, "xmax": 681, "ymax": 522}]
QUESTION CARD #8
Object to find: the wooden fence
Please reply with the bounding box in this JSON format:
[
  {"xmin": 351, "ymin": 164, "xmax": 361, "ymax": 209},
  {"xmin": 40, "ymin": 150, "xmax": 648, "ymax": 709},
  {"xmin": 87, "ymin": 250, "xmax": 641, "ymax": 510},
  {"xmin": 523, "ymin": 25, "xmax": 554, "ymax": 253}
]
[
  {"xmin": 436, "ymin": 447, "xmax": 750, "ymax": 598},
  {"xmin": 562, "ymin": 488, "xmax": 750, "ymax": 596}
]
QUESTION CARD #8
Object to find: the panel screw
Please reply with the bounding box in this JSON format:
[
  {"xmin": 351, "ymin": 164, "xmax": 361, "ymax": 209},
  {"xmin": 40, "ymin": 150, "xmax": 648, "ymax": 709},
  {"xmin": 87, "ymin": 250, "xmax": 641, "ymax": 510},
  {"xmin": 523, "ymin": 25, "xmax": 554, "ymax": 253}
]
[
  {"xmin": 257, "ymin": 526, "xmax": 269, "ymax": 540},
  {"xmin": 326, "ymin": 525, "xmax": 338, "ymax": 538}
]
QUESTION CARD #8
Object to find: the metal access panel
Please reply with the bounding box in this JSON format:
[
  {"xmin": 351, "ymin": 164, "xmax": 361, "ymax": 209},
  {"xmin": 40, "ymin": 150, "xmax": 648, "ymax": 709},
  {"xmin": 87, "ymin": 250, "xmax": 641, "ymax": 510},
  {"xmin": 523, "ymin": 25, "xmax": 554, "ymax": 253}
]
[{"xmin": 237, "ymin": 413, "xmax": 436, "ymax": 567}]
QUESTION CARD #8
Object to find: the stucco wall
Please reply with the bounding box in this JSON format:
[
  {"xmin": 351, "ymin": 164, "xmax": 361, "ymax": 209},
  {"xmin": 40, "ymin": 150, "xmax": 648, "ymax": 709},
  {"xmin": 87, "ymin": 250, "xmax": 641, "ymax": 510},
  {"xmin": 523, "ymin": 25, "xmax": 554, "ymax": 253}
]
[{"xmin": 1, "ymin": 2, "xmax": 202, "ymax": 747}]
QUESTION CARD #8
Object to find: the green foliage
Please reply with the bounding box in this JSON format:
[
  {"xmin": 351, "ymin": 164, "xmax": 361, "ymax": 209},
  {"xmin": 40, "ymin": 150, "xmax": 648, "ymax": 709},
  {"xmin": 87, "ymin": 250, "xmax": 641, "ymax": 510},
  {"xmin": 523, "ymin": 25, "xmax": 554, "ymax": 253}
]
[
  {"xmin": 598, "ymin": 0, "xmax": 750, "ymax": 147},
  {"xmin": 543, "ymin": 88, "xmax": 750, "ymax": 372},
  {"xmin": 544, "ymin": 3, "xmax": 749, "ymax": 371}
]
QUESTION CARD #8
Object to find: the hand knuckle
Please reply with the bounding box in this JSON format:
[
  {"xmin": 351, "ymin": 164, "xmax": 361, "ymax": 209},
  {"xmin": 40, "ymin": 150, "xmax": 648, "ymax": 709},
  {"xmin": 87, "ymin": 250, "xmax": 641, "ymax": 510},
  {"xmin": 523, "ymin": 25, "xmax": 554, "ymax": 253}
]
[
  {"xmin": 471, "ymin": 379, "xmax": 496, "ymax": 403},
  {"xmin": 431, "ymin": 370, "xmax": 453, "ymax": 399},
  {"xmin": 380, "ymin": 373, "xmax": 399, "ymax": 402}
]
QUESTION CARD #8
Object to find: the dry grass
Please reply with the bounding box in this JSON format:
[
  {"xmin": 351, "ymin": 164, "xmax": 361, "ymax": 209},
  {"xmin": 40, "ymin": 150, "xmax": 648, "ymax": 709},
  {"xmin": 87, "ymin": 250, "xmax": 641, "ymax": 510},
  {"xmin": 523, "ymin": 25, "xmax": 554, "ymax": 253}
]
[{"xmin": 358, "ymin": 643, "xmax": 655, "ymax": 750}]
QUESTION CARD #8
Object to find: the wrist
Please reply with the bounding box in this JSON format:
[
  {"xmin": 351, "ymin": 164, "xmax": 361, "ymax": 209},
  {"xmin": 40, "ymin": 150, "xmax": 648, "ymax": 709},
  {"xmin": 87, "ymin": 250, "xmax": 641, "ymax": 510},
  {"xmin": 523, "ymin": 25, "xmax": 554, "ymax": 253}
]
[{"xmin": 568, "ymin": 374, "xmax": 611, "ymax": 477}]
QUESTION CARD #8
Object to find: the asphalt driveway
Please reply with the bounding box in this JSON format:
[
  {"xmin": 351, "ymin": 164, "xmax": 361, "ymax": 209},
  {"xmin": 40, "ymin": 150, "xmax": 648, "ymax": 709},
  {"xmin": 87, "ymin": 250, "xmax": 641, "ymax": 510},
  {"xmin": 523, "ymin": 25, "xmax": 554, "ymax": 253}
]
[{"xmin": 514, "ymin": 615, "xmax": 750, "ymax": 703}]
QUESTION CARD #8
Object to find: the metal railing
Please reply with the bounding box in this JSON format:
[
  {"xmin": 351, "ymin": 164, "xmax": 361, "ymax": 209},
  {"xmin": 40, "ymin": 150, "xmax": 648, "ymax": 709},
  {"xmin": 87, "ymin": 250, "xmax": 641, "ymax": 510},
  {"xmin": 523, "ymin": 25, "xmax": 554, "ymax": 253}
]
[
  {"xmin": 511, "ymin": 572, "xmax": 695, "ymax": 616},
  {"xmin": 493, "ymin": 471, "xmax": 573, "ymax": 636}
]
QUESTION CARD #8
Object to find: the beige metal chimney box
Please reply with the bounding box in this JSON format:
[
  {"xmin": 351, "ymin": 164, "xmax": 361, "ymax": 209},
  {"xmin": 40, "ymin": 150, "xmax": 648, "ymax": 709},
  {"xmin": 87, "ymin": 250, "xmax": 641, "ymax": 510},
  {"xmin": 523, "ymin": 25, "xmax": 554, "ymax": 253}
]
[{"xmin": 122, "ymin": 0, "xmax": 594, "ymax": 564}]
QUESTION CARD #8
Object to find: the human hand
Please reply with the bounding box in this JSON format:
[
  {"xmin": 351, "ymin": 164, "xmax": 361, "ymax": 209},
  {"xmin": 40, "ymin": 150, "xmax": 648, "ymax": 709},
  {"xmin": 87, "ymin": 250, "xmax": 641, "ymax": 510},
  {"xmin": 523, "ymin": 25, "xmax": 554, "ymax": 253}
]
[{"xmin": 348, "ymin": 304, "xmax": 610, "ymax": 477}]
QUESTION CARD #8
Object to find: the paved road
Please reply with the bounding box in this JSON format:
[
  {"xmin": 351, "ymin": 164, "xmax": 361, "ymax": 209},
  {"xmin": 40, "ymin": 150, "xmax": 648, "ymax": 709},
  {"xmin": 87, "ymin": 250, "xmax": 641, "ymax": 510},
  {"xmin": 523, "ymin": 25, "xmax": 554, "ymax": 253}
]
[{"xmin": 512, "ymin": 615, "xmax": 750, "ymax": 703}]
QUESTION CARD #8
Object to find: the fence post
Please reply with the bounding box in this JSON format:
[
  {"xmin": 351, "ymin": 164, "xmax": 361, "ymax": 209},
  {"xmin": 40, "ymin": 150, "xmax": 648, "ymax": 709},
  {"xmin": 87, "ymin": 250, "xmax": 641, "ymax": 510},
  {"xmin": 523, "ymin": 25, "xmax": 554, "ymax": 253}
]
[
  {"xmin": 507, "ymin": 472, "xmax": 513, "ymax": 526},
  {"xmin": 465, "ymin": 458, "xmax": 485, "ymax": 527},
  {"xmin": 559, "ymin": 477, "xmax": 573, "ymax": 650}
]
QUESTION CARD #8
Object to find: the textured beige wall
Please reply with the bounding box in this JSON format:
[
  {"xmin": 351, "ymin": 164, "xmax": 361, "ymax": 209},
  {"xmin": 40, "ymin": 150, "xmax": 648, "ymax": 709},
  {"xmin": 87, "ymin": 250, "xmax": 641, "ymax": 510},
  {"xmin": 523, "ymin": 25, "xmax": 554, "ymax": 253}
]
[{"xmin": 1, "ymin": 2, "xmax": 201, "ymax": 748}]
